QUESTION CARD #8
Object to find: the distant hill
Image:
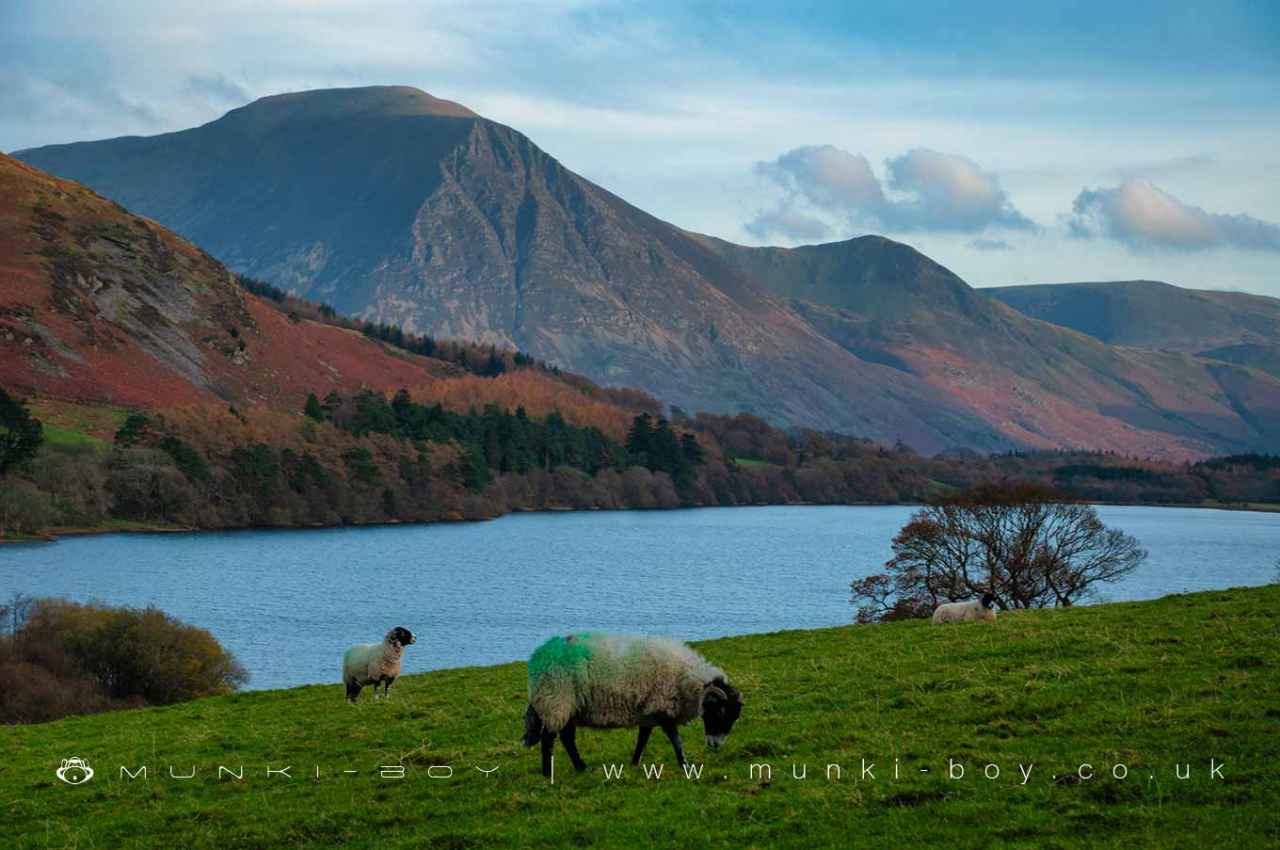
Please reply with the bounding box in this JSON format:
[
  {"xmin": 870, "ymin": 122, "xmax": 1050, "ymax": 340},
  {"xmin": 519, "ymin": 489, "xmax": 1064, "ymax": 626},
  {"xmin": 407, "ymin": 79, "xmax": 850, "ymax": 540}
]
[
  {"xmin": 697, "ymin": 235, "xmax": 1280, "ymax": 456},
  {"xmin": 987, "ymin": 280, "xmax": 1280, "ymax": 350},
  {"xmin": 987, "ymin": 280, "xmax": 1280, "ymax": 380},
  {"xmin": 16, "ymin": 86, "xmax": 1280, "ymax": 458}
]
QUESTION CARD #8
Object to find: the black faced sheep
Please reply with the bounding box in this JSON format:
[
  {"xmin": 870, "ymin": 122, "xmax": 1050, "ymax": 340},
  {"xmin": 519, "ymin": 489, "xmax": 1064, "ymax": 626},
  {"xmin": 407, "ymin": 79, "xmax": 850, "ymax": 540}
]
[
  {"xmin": 342, "ymin": 627, "xmax": 415, "ymax": 703},
  {"xmin": 519, "ymin": 632, "xmax": 744, "ymax": 777},
  {"xmin": 931, "ymin": 593, "xmax": 998, "ymax": 625}
]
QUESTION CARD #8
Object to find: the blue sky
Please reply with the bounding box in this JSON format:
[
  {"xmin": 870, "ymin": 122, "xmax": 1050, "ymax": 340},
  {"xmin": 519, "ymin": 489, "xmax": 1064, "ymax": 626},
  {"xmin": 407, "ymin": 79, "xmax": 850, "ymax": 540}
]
[{"xmin": 3, "ymin": 0, "xmax": 1278, "ymax": 294}]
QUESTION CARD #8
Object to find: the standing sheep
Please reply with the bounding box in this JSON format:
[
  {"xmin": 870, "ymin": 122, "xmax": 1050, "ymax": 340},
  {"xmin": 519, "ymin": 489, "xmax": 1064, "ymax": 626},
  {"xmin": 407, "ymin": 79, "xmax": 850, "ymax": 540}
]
[
  {"xmin": 520, "ymin": 633, "xmax": 744, "ymax": 777},
  {"xmin": 342, "ymin": 627, "xmax": 415, "ymax": 703},
  {"xmin": 931, "ymin": 593, "xmax": 998, "ymax": 625}
]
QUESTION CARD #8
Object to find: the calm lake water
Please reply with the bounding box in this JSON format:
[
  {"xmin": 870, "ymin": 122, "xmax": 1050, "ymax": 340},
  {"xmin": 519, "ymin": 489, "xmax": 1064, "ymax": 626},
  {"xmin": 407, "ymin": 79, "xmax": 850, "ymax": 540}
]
[{"xmin": 0, "ymin": 506, "xmax": 1275, "ymax": 690}]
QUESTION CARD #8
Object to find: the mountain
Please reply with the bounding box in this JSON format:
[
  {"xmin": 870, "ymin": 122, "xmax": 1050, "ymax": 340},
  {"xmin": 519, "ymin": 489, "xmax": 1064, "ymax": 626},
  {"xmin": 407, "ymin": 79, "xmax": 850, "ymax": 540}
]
[
  {"xmin": 15, "ymin": 86, "xmax": 1280, "ymax": 458},
  {"xmin": 0, "ymin": 152, "xmax": 460, "ymax": 410},
  {"xmin": 696, "ymin": 235, "xmax": 1280, "ymax": 456},
  {"xmin": 987, "ymin": 280, "xmax": 1280, "ymax": 379}
]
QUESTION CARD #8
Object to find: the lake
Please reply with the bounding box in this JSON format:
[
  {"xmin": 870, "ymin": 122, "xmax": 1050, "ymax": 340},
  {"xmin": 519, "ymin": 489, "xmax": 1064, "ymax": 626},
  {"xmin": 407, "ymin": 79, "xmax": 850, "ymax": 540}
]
[{"xmin": 1, "ymin": 506, "xmax": 1275, "ymax": 690}]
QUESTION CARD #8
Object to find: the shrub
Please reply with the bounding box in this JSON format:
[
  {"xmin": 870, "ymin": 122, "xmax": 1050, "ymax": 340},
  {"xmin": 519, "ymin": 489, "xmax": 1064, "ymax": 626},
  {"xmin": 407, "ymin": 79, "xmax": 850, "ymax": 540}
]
[
  {"xmin": 0, "ymin": 479, "xmax": 58, "ymax": 537},
  {"xmin": 0, "ymin": 599, "xmax": 247, "ymax": 722}
]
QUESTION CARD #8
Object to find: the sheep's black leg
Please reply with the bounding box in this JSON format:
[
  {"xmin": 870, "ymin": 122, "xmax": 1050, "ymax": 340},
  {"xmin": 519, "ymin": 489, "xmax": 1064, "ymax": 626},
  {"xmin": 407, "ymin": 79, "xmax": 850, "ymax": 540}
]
[
  {"xmin": 383, "ymin": 677, "xmax": 395, "ymax": 698},
  {"xmin": 345, "ymin": 680, "xmax": 361, "ymax": 703},
  {"xmin": 559, "ymin": 722, "xmax": 588, "ymax": 772},
  {"xmin": 660, "ymin": 720, "xmax": 686, "ymax": 767},
  {"xmin": 540, "ymin": 731, "xmax": 556, "ymax": 778},
  {"xmin": 631, "ymin": 726, "xmax": 653, "ymax": 765}
]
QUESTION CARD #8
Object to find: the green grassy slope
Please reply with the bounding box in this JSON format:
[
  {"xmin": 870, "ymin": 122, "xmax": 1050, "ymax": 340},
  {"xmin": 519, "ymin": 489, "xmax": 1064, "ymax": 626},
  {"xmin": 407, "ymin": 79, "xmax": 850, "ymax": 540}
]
[{"xmin": 6, "ymin": 586, "xmax": 1279, "ymax": 849}]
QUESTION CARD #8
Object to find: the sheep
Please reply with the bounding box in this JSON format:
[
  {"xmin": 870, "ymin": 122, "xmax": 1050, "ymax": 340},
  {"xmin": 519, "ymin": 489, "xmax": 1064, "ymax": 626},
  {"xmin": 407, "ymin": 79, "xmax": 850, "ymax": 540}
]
[
  {"xmin": 931, "ymin": 593, "xmax": 998, "ymax": 625},
  {"xmin": 519, "ymin": 632, "xmax": 743, "ymax": 777},
  {"xmin": 342, "ymin": 627, "xmax": 415, "ymax": 703}
]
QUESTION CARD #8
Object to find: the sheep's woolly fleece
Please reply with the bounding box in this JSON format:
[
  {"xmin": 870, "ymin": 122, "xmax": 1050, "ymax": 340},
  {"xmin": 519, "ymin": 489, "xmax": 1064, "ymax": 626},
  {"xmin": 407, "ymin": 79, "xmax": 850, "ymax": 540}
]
[
  {"xmin": 931, "ymin": 600, "xmax": 997, "ymax": 625},
  {"xmin": 343, "ymin": 637, "xmax": 406, "ymax": 686},
  {"xmin": 528, "ymin": 633, "xmax": 725, "ymax": 733}
]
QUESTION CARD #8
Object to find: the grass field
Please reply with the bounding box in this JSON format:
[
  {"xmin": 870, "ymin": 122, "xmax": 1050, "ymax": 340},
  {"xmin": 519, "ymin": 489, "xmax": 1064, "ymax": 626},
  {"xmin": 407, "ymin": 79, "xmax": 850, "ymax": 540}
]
[
  {"xmin": 4, "ymin": 586, "xmax": 1278, "ymax": 849},
  {"xmin": 26, "ymin": 399, "xmax": 128, "ymax": 443}
]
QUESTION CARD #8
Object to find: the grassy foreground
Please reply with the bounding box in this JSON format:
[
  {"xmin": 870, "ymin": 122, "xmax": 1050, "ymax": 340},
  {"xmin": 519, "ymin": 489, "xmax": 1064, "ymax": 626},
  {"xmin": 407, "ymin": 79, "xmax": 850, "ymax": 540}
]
[{"xmin": 4, "ymin": 586, "xmax": 1278, "ymax": 849}]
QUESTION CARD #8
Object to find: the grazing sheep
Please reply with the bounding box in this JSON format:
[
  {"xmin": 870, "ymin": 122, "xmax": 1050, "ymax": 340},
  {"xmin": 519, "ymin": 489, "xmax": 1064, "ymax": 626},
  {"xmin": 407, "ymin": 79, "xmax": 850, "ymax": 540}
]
[
  {"xmin": 931, "ymin": 593, "xmax": 998, "ymax": 625},
  {"xmin": 342, "ymin": 627, "xmax": 415, "ymax": 703},
  {"xmin": 519, "ymin": 633, "xmax": 744, "ymax": 777}
]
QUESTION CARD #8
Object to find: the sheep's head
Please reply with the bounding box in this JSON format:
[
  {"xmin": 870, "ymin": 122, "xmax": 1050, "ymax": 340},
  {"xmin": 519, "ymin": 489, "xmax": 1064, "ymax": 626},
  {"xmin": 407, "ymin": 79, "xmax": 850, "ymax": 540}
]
[
  {"xmin": 981, "ymin": 593, "xmax": 997, "ymax": 610},
  {"xmin": 701, "ymin": 678, "xmax": 743, "ymax": 749},
  {"xmin": 387, "ymin": 627, "xmax": 416, "ymax": 647}
]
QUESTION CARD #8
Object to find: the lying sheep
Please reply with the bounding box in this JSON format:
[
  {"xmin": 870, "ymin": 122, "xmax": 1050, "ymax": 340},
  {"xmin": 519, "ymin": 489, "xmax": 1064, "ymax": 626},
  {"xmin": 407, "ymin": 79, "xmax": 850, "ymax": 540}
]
[
  {"xmin": 931, "ymin": 593, "xmax": 998, "ymax": 625},
  {"xmin": 520, "ymin": 632, "xmax": 743, "ymax": 776},
  {"xmin": 342, "ymin": 627, "xmax": 415, "ymax": 703}
]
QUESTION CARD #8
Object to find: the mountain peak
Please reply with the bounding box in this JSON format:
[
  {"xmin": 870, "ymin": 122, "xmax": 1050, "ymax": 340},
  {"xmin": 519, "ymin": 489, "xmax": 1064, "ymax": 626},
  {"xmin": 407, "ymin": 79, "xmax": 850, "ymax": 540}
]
[{"xmin": 219, "ymin": 85, "xmax": 478, "ymax": 129}]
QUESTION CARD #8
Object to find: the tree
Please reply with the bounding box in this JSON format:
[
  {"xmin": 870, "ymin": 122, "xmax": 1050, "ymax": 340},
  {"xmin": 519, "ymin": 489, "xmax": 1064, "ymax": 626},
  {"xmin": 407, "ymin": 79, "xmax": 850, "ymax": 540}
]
[
  {"xmin": 626, "ymin": 413, "xmax": 654, "ymax": 467},
  {"xmin": 0, "ymin": 478, "xmax": 57, "ymax": 536},
  {"xmin": 303, "ymin": 392, "xmax": 325, "ymax": 421},
  {"xmin": 851, "ymin": 481, "xmax": 1146, "ymax": 623},
  {"xmin": 0, "ymin": 389, "xmax": 43, "ymax": 475},
  {"xmin": 681, "ymin": 433, "xmax": 704, "ymax": 466},
  {"xmin": 114, "ymin": 412, "xmax": 152, "ymax": 447}
]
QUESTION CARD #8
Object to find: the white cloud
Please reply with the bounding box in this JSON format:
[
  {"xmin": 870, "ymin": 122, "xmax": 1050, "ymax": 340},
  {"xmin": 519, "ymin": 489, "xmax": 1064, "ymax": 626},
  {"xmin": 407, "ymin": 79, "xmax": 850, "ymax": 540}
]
[
  {"xmin": 748, "ymin": 145, "xmax": 1035, "ymax": 239},
  {"xmin": 744, "ymin": 204, "xmax": 830, "ymax": 242},
  {"xmin": 1069, "ymin": 179, "xmax": 1280, "ymax": 252},
  {"xmin": 882, "ymin": 148, "xmax": 1036, "ymax": 232},
  {"xmin": 756, "ymin": 145, "xmax": 884, "ymax": 212}
]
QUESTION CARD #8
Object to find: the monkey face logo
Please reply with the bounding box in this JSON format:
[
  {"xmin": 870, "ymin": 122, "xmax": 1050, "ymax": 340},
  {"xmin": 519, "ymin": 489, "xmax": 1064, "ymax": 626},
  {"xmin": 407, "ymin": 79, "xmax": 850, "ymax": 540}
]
[{"xmin": 56, "ymin": 758, "xmax": 94, "ymax": 785}]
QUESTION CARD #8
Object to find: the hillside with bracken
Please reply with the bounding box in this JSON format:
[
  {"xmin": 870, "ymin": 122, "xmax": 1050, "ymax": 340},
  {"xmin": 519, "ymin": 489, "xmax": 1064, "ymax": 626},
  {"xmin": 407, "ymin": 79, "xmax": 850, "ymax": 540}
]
[
  {"xmin": 16, "ymin": 86, "xmax": 1280, "ymax": 459},
  {"xmin": 0, "ymin": 155, "xmax": 930, "ymax": 537},
  {"xmin": 2, "ymin": 154, "xmax": 1277, "ymax": 543},
  {"xmin": 0, "ymin": 152, "xmax": 458, "ymax": 410}
]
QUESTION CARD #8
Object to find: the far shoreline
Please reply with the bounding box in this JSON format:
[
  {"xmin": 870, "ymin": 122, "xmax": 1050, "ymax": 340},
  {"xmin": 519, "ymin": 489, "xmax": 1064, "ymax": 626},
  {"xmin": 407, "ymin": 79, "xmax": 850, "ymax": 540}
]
[{"xmin": 3, "ymin": 498, "xmax": 1276, "ymax": 546}]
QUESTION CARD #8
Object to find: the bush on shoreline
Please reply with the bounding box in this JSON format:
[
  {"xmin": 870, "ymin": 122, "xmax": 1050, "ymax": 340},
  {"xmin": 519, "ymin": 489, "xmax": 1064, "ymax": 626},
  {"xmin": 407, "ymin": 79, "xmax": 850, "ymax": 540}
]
[{"xmin": 0, "ymin": 597, "xmax": 246, "ymax": 724}]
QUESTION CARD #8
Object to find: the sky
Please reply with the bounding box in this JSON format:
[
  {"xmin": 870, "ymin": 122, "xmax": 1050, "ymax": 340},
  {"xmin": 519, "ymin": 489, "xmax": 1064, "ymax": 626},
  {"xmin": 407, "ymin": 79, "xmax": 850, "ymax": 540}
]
[{"xmin": 3, "ymin": 0, "xmax": 1278, "ymax": 294}]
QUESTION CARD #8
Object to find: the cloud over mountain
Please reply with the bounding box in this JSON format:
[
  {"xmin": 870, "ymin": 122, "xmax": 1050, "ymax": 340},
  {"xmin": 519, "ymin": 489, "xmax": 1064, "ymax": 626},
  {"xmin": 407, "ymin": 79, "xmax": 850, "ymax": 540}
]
[
  {"xmin": 747, "ymin": 145, "xmax": 1035, "ymax": 240},
  {"xmin": 1069, "ymin": 179, "xmax": 1280, "ymax": 253},
  {"xmin": 743, "ymin": 203, "xmax": 830, "ymax": 242}
]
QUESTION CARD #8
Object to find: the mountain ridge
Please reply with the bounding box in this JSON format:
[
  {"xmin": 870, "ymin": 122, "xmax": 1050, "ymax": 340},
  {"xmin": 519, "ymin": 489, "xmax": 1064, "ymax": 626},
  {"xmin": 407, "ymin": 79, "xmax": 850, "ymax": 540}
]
[
  {"xmin": 0, "ymin": 151, "xmax": 463, "ymax": 410},
  {"xmin": 987, "ymin": 280, "xmax": 1280, "ymax": 381},
  {"xmin": 15, "ymin": 86, "xmax": 1280, "ymax": 458}
]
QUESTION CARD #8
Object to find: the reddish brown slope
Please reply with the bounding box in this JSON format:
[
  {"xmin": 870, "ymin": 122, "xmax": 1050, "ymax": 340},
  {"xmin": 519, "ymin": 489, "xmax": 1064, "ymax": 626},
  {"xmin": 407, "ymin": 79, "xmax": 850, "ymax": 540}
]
[
  {"xmin": 16, "ymin": 87, "xmax": 1280, "ymax": 458},
  {"xmin": 0, "ymin": 153, "xmax": 457, "ymax": 410}
]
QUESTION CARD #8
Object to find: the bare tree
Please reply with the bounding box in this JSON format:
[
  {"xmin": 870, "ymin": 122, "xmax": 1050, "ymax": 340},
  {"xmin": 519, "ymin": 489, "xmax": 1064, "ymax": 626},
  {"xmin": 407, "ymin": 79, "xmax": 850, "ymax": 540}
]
[
  {"xmin": 2, "ymin": 591, "xmax": 34, "ymax": 636},
  {"xmin": 852, "ymin": 482, "xmax": 1146, "ymax": 623}
]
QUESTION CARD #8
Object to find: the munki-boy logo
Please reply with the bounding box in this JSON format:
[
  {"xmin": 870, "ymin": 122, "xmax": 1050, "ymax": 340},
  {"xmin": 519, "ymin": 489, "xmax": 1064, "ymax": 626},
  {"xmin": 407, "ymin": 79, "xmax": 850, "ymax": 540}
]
[
  {"xmin": 55, "ymin": 758, "xmax": 94, "ymax": 785},
  {"xmin": 51, "ymin": 756, "xmax": 1227, "ymax": 787}
]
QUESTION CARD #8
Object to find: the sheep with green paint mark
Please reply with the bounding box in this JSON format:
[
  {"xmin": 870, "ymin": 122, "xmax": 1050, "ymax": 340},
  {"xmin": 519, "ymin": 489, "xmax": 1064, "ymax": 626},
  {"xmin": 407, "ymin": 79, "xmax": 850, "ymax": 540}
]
[{"xmin": 520, "ymin": 633, "xmax": 743, "ymax": 776}]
